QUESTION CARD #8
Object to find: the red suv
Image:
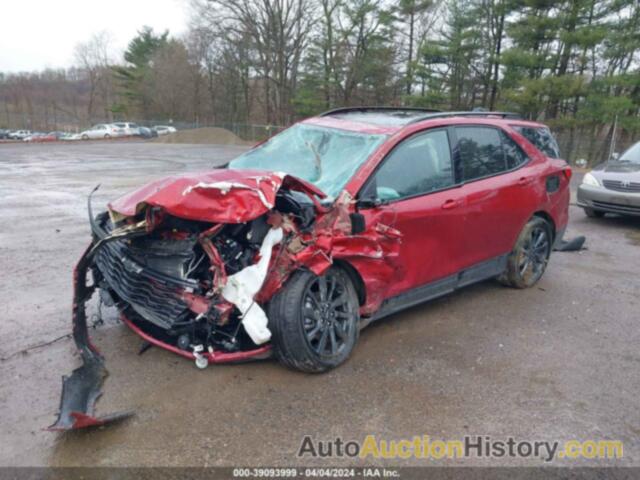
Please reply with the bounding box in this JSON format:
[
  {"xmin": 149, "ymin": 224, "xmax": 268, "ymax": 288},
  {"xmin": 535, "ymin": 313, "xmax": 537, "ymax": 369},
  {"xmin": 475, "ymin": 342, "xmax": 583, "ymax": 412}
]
[{"xmin": 52, "ymin": 108, "xmax": 570, "ymax": 430}]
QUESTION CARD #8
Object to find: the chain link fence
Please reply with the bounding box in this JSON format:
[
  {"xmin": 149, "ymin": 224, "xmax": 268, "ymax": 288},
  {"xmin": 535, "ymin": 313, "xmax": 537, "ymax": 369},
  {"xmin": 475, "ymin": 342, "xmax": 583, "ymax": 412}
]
[
  {"xmin": 3, "ymin": 111, "xmax": 639, "ymax": 165},
  {"xmin": 552, "ymin": 126, "xmax": 637, "ymax": 166},
  {"xmin": 0, "ymin": 112, "xmax": 286, "ymax": 143}
]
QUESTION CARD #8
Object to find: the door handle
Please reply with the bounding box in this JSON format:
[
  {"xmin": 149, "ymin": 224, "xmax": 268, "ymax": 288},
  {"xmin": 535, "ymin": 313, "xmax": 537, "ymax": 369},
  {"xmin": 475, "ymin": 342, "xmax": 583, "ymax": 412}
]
[
  {"xmin": 441, "ymin": 198, "xmax": 460, "ymax": 210},
  {"xmin": 517, "ymin": 176, "xmax": 533, "ymax": 186}
]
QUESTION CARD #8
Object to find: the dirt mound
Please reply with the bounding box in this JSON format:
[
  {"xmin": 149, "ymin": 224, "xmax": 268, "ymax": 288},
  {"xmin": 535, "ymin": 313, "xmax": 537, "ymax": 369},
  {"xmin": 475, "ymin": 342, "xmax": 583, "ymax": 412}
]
[{"xmin": 153, "ymin": 127, "xmax": 251, "ymax": 145}]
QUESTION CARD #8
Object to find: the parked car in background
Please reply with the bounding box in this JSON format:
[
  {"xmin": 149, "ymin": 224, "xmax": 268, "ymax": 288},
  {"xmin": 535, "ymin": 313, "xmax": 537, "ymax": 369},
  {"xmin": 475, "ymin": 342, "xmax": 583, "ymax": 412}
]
[
  {"xmin": 9, "ymin": 130, "xmax": 32, "ymax": 140},
  {"xmin": 112, "ymin": 122, "xmax": 140, "ymax": 137},
  {"xmin": 0, "ymin": 129, "xmax": 11, "ymax": 139},
  {"xmin": 79, "ymin": 124, "xmax": 122, "ymax": 140},
  {"xmin": 53, "ymin": 131, "xmax": 74, "ymax": 141},
  {"xmin": 153, "ymin": 125, "xmax": 177, "ymax": 136},
  {"xmin": 23, "ymin": 132, "xmax": 46, "ymax": 142},
  {"xmin": 24, "ymin": 131, "xmax": 72, "ymax": 142},
  {"xmin": 578, "ymin": 141, "xmax": 640, "ymax": 217},
  {"xmin": 135, "ymin": 126, "xmax": 158, "ymax": 139}
]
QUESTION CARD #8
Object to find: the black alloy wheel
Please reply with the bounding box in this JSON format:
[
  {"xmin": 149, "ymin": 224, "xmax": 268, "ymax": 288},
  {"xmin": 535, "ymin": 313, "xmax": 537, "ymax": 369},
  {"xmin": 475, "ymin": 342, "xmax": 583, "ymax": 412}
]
[
  {"xmin": 268, "ymin": 267, "xmax": 359, "ymax": 372},
  {"xmin": 517, "ymin": 224, "xmax": 550, "ymax": 283},
  {"xmin": 302, "ymin": 272, "xmax": 355, "ymax": 357},
  {"xmin": 499, "ymin": 216, "xmax": 552, "ymax": 289}
]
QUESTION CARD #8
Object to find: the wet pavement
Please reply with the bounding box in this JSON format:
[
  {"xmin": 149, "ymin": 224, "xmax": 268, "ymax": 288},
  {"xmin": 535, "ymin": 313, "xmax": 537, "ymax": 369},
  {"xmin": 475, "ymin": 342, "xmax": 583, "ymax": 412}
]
[{"xmin": 0, "ymin": 142, "xmax": 638, "ymax": 467}]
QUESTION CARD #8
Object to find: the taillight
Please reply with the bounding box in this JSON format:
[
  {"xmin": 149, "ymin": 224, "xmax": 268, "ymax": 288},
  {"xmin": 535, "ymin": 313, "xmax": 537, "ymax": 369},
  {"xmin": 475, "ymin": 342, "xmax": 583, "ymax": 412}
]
[{"xmin": 562, "ymin": 166, "xmax": 572, "ymax": 181}]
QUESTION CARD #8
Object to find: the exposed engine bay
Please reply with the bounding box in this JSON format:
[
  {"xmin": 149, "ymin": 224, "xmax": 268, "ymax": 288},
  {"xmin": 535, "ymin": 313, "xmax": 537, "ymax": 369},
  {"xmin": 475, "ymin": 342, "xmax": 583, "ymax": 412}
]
[
  {"xmin": 49, "ymin": 169, "xmax": 402, "ymax": 431},
  {"xmin": 92, "ymin": 188, "xmax": 315, "ymax": 360}
]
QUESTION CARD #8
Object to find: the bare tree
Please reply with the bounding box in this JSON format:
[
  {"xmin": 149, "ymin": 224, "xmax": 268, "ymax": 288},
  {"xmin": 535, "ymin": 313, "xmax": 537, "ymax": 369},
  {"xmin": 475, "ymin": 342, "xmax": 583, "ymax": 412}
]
[
  {"xmin": 197, "ymin": 0, "xmax": 315, "ymax": 124},
  {"xmin": 144, "ymin": 40, "xmax": 202, "ymax": 121},
  {"xmin": 74, "ymin": 31, "xmax": 114, "ymax": 123}
]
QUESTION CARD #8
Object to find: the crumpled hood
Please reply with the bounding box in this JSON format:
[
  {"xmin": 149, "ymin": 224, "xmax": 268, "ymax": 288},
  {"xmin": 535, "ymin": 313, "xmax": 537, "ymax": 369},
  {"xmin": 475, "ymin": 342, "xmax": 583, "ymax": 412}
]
[{"xmin": 108, "ymin": 168, "xmax": 326, "ymax": 223}]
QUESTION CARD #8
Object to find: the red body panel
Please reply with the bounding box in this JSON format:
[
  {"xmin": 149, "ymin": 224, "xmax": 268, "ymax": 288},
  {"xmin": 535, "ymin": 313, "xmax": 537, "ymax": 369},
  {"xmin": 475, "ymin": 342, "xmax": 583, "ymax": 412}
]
[
  {"xmin": 340, "ymin": 117, "xmax": 570, "ymax": 306},
  {"xmin": 359, "ymin": 189, "xmax": 467, "ymax": 299}
]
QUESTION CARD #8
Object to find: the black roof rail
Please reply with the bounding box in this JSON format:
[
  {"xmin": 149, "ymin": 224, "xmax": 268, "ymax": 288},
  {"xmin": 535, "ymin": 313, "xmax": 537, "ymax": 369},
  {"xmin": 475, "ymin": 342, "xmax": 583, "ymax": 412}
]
[
  {"xmin": 407, "ymin": 111, "xmax": 522, "ymax": 124},
  {"xmin": 320, "ymin": 106, "xmax": 441, "ymax": 116}
]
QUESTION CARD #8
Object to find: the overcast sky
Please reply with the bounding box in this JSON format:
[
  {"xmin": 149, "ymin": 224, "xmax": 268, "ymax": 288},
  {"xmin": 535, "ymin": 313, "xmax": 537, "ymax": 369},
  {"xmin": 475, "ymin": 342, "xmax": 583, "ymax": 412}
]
[{"xmin": 0, "ymin": 0, "xmax": 189, "ymax": 72}]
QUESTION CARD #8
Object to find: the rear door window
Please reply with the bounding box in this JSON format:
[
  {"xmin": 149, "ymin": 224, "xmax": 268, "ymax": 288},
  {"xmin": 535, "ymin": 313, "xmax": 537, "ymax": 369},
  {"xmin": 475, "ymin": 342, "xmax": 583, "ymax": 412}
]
[
  {"xmin": 512, "ymin": 125, "xmax": 560, "ymax": 158},
  {"xmin": 455, "ymin": 127, "xmax": 506, "ymax": 181}
]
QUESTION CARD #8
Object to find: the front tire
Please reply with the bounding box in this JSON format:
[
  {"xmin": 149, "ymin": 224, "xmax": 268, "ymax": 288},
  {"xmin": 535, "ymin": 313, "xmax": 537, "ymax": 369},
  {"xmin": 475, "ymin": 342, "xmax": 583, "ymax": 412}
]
[
  {"xmin": 268, "ymin": 267, "xmax": 359, "ymax": 373},
  {"xmin": 499, "ymin": 216, "xmax": 552, "ymax": 289}
]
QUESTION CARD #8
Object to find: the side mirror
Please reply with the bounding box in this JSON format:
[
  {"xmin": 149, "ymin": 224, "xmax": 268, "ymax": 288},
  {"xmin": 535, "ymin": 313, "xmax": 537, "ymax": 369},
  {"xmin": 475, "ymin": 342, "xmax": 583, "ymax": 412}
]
[
  {"xmin": 350, "ymin": 212, "xmax": 366, "ymax": 235},
  {"xmin": 356, "ymin": 197, "xmax": 381, "ymax": 209},
  {"xmin": 356, "ymin": 179, "xmax": 380, "ymax": 210},
  {"xmin": 611, "ymin": 152, "xmax": 620, "ymax": 161}
]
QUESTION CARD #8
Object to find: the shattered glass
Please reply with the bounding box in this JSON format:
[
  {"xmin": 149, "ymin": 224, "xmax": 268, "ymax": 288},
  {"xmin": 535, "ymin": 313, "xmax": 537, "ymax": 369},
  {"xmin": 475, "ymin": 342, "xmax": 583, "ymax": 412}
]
[{"xmin": 228, "ymin": 124, "xmax": 387, "ymax": 200}]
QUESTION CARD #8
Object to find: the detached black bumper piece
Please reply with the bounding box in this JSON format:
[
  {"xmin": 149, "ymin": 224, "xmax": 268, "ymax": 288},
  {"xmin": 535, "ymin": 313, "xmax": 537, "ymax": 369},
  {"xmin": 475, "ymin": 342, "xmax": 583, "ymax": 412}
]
[{"xmin": 48, "ymin": 243, "xmax": 134, "ymax": 431}]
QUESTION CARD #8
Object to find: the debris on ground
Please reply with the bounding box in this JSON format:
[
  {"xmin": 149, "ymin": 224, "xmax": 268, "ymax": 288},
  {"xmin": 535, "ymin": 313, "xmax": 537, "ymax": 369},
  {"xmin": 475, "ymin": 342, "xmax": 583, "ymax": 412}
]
[{"xmin": 554, "ymin": 235, "xmax": 587, "ymax": 252}]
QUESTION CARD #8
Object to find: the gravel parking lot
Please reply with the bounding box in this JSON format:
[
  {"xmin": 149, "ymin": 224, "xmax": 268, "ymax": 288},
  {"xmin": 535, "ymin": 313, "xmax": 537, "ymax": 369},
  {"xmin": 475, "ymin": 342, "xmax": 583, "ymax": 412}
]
[{"xmin": 0, "ymin": 142, "xmax": 638, "ymax": 467}]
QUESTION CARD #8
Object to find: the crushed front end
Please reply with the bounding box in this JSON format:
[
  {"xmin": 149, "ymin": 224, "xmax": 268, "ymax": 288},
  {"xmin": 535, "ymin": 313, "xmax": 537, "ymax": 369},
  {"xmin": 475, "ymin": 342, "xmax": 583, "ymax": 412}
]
[
  {"xmin": 92, "ymin": 208, "xmax": 282, "ymax": 364},
  {"xmin": 50, "ymin": 169, "xmax": 401, "ymax": 430}
]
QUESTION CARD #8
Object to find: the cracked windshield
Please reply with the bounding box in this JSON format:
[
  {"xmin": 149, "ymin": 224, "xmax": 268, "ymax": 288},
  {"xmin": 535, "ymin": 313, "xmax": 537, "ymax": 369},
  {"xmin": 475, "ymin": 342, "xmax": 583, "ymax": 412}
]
[{"xmin": 229, "ymin": 124, "xmax": 387, "ymax": 199}]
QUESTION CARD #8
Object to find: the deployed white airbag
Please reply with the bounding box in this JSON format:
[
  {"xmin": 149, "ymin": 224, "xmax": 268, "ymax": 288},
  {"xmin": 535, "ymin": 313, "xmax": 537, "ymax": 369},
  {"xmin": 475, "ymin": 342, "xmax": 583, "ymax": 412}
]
[{"xmin": 221, "ymin": 227, "xmax": 283, "ymax": 344}]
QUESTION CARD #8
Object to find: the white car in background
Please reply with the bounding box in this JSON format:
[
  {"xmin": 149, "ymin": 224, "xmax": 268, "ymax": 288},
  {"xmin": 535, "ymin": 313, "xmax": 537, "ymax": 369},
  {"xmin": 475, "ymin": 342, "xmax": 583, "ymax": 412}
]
[
  {"xmin": 112, "ymin": 122, "xmax": 140, "ymax": 137},
  {"xmin": 153, "ymin": 125, "xmax": 177, "ymax": 136},
  {"xmin": 9, "ymin": 130, "xmax": 32, "ymax": 140},
  {"xmin": 79, "ymin": 124, "xmax": 122, "ymax": 140}
]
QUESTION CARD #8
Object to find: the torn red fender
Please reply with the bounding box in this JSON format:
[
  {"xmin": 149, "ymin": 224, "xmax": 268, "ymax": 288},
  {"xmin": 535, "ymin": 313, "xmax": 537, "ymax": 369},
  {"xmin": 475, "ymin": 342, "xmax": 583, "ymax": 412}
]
[
  {"xmin": 108, "ymin": 169, "xmax": 325, "ymax": 224},
  {"xmin": 257, "ymin": 212, "xmax": 403, "ymax": 313},
  {"xmin": 333, "ymin": 223, "xmax": 403, "ymax": 314}
]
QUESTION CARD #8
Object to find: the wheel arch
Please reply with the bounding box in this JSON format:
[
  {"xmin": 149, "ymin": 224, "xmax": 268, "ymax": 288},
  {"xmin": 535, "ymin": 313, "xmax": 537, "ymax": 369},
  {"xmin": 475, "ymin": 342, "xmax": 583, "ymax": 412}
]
[
  {"xmin": 332, "ymin": 259, "xmax": 366, "ymax": 307},
  {"xmin": 532, "ymin": 210, "xmax": 556, "ymax": 241}
]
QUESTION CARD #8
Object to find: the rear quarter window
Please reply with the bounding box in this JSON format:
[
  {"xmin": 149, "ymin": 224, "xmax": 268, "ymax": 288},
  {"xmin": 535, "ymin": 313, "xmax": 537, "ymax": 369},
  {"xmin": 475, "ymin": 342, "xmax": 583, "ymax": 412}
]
[
  {"xmin": 501, "ymin": 131, "xmax": 528, "ymax": 169},
  {"xmin": 456, "ymin": 126, "xmax": 505, "ymax": 181},
  {"xmin": 512, "ymin": 125, "xmax": 561, "ymax": 159}
]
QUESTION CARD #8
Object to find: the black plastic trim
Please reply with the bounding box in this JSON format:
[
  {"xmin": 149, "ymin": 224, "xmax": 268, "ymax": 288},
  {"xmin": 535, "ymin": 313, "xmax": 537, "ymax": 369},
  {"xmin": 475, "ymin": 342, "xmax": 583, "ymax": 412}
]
[{"xmin": 369, "ymin": 254, "xmax": 509, "ymax": 322}]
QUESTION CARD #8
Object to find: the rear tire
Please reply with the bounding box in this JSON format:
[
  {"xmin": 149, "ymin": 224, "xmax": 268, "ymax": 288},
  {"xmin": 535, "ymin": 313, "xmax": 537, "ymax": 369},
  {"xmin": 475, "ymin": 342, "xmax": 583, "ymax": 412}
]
[
  {"xmin": 267, "ymin": 267, "xmax": 359, "ymax": 373},
  {"xmin": 584, "ymin": 208, "xmax": 605, "ymax": 218},
  {"xmin": 104, "ymin": 134, "xmax": 111, "ymax": 139},
  {"xmin": 81, "ymin": 134, "xmax": 89, "ymax": 140},
  {"xmin": 498, "ymin": 216, "xmax": 552, "ymax": 289}
]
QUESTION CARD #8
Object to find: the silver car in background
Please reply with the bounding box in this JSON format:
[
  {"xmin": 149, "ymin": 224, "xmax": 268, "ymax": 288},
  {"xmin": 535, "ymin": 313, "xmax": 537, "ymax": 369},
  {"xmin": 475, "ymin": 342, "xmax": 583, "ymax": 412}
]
[
  {"xmin": 578, "ymin": 142, "xmax": 640, "ymax": 217},
  {"xmin": 79, "ymin": 124, "xmax": 123, "ymax": 140},
  {"xmin": 153, "ymin": 125, "xmax": 177, "ymax": 136},
  {"xmin": 112, "ymin": 122, "xmax": 140, "ymax": 137}
]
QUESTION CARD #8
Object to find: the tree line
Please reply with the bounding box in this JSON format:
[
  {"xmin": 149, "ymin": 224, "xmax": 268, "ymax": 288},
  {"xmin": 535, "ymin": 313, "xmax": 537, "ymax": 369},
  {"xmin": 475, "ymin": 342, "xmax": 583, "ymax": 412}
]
[{"xmin": 1, "ymin": 0, "xmax": 639, "ymax": 163}]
